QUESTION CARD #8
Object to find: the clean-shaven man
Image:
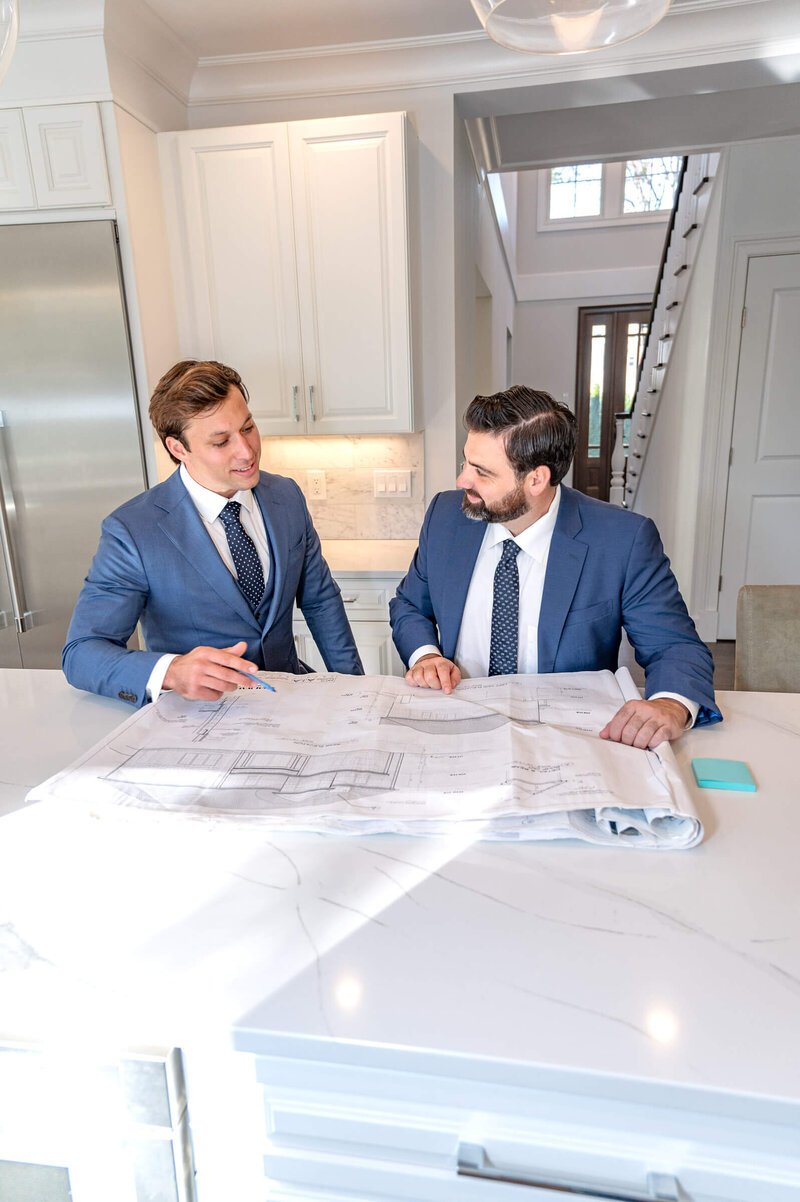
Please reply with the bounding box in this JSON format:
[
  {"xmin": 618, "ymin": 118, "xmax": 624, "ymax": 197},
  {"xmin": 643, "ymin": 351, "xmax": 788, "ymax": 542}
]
[
  {"xmin": 64, "ymin": 360, "xmax": 362, "ymax": 705},
  {"xmin": 390, "ymin": 385, "xmax": 720, "ymax": 748}
]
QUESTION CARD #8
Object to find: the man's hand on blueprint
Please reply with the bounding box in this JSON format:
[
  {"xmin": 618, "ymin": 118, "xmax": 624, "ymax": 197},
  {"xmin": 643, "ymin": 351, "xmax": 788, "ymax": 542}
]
[
  {"xmin": 599, "ymin": 697, "xmax": 690, "ymax": 749},
  {"xmin": 405, "ymin": 654, "xmax": 462, "ymax": 696},
  {"xmin": 163, "ymin": 641, "xmax": 261, "ymax": 701}
]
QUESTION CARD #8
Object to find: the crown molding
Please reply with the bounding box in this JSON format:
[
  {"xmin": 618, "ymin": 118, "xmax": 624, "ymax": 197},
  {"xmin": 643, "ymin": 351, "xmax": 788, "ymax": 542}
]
[{"xmin": 188, "ymin": 1, "xmax": 800, "ymax": 109}]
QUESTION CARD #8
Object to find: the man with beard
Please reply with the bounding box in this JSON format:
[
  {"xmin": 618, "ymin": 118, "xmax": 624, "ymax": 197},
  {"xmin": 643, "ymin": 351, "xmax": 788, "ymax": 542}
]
[{"xmin": 389, "ymin": 386, "xmax": 720, "ymax": 747}]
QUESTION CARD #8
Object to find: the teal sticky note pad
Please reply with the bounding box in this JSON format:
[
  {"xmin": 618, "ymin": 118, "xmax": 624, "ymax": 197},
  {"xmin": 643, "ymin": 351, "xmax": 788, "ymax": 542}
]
[{"xmin": 691, "ymin": 758, "xmax": 756, "ymax": 792}]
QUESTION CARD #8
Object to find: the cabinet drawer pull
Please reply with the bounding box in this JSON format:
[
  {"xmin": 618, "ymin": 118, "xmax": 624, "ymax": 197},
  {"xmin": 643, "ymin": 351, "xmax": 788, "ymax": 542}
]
[
  {"xmin": 292, "ymin": 385, "xmax": 300, "ymax": 422},
  {"xmin": 308, "ymin": 384, "xmax": 316, "ymax": 421},
  {"xmin": 457, "ymin": 1144, "xmax": 682, "ymax": 1201},
  {"xmin": 341, "ymin": 596, "xmax": 358, "ymax": 604}
]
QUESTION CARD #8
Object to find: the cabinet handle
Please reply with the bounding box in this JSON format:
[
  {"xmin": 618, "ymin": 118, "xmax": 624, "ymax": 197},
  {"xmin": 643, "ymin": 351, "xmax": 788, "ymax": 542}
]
[
  {"xmin": 341, "ymin": 596, "xmax": 358, "ymax": 604},
  {"xmin": 308, "ymin": 384, "xmax": 316, "ymax": 422},
  {"xmin": 457, "ymin": 1144, "xmax": 682, "ymax": 1201},
  {"xmin": 0, "ymin": 411, "xmax": 34, "ymax": 635},
  {"xmin": 292, "ymin": 385, "xmax": 300, "ymax": 422}
]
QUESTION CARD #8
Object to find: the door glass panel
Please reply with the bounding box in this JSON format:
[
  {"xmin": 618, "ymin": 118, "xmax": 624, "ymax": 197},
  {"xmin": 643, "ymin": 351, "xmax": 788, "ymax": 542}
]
[
  {"xmin": 588, "ymin": 324, "xmax": 606, "ymax": 458},
  {"xmin": 624, "ymin": 320, "xmax": 648, "ymax": 449}
]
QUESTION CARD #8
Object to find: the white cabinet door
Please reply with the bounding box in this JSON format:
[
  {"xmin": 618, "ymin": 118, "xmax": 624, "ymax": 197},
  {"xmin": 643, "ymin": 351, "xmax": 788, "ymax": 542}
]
[
  {"xmin": 0, "ymin": 110, "xmax": 35, "ymax": 210},
  {"xmin": 23, "ymin": 103, "xmax": 110, "ymax": 208},
  {"xmin": 294, "ymin": 620, "xmax": 403, "ymax": 677},
  {"xmin": 160, "ymin": 113, "xmax": 416, "ymax": 436},
  {"xmin": 289, "ymin": 113, "xmax": 414, "ymax": 435},
  {"xmin": 160, "ymin": 124, "xmax": 306, "ymax": 435}
]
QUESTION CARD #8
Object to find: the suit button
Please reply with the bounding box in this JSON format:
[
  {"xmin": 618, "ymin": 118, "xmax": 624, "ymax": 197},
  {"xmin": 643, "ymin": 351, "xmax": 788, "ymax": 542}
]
[{"xmin": 118, "ymin": 691, "xmax": 137, "ymax": 703}]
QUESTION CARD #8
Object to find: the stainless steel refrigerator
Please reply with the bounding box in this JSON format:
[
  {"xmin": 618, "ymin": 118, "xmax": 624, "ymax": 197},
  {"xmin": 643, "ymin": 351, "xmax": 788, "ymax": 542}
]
[{"xmin": 0, "ymin": 220, "xmax": 147, "ymax": 669}]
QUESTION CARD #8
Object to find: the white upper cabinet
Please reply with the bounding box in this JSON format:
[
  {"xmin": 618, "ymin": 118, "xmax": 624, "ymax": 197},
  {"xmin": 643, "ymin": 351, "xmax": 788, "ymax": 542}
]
[
  {"xmin": 0, "ymin": 111, "xmax": 35, "ymax": 210},
  {"xmin": 163, "ymin": 123, "xmax": 305, "ymax": 435},
  {"xmin": 0, "ymin": 103, "xmax": 110, "ymax": 212},
  {"xmin": 160, "ymin": 112, "xmax": 417, "ymax": 435}
]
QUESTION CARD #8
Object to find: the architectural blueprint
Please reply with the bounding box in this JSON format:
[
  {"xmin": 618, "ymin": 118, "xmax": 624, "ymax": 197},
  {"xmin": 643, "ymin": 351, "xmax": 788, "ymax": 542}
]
[{"xmin": 28, "ymin": 669, "xmax": 702, "ymax": 848}]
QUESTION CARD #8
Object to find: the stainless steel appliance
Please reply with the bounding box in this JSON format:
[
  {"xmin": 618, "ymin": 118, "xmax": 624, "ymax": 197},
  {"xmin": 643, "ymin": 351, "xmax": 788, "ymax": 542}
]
[{"xmin": 0, "ymin": 220, "xmax": 147, "ymax": 668}]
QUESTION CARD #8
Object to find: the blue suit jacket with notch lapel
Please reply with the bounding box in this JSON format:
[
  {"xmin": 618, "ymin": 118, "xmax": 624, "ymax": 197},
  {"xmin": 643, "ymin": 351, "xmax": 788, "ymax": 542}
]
[
  {"xmin": 63, "ymin": 469, "xmax": 363, "ymax": 706},
  {"xmin": 389, "ymin": 486, "xmax": 721, "ymax": 726}
]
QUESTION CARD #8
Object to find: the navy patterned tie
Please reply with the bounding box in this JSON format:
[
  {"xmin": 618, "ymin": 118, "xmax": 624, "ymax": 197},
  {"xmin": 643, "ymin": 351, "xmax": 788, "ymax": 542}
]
[
  {"xmin": 488, "ymin": 538, "xmax": 521, "ymax": 677},
  {"xmin": 218, "ymin": 500, "xmax": 265, "ymax": 613}
]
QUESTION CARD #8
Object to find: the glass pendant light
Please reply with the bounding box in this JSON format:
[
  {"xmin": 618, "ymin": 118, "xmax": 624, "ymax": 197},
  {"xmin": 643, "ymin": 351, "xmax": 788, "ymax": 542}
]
[
  {"xmin": 471, "ymin": 0, "xmax": 671, "ymax": 55},
  {"xmin": 0, "ymin": 0, "xmax": 19, "ymax": 86}
]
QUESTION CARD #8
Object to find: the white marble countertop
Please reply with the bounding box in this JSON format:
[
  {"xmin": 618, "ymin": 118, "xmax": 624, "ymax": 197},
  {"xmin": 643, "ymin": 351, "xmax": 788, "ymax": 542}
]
[
  {"xmin": 1, "ymin": 671, "xmax": 799, "ymax": 1110},
  {"xmin": 319, "ymin": 538, "xmax": 415, "ymax": 574}
]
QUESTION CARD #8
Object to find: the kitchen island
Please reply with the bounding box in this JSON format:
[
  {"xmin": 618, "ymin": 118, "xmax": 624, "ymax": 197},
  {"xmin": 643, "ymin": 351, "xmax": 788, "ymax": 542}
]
[{"xmin": 0, "ymin": 670, "xmax": 798, "ymax": 1200}]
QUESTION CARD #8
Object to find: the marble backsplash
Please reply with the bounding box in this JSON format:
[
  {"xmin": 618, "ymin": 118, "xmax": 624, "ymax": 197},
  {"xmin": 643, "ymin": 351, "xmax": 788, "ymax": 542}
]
[{"xmin": 261, "ymin": 433, "xmax": 425, "ymax": 541}]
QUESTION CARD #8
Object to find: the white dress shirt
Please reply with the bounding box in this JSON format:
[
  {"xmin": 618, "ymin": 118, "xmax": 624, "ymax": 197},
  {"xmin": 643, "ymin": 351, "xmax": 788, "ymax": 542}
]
[
  {"xmin": 409, "ymin": 485, "xmax": 697, "ymax": 726},
  {"xmin": 145, "ymin": 465, "xmax": 271, "ymax": 700}
]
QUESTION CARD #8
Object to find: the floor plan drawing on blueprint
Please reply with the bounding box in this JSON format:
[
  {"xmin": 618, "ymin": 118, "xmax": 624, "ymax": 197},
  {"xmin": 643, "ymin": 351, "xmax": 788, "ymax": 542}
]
[{"xmin": 28, "ymin": 670, "xmax": 703, "ymax": 849}]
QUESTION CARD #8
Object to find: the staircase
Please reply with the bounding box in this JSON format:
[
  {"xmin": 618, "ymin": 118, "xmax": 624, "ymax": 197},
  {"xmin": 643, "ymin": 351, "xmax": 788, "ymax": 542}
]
[{"xmin": 609, "ymin": 152, "xmax": 720, "ymax": 507}]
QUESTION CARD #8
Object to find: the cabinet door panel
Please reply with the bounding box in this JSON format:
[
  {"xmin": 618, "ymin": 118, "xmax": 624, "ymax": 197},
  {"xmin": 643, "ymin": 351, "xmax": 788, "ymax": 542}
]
[
  {"xmin": 164, "ymin": 126, "xmax": 305, "ymax": 435},
  {"xmin": 23, "ymin": 103, "xmax": 110, "ymax": 208},
  {"xmin": 0, "ymin": 110, "xmax": 35, "ymax": 210},
  {"xmin": 290, "ymin": 115, "xmax": 413, "ymax": 434}
]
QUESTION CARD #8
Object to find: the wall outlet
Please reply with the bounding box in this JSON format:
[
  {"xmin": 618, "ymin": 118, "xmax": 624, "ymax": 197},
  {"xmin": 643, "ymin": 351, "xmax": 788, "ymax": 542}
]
[
  {"xmin": 306, "ymin": 469, "xmax": 327, "ymax": 500},
  {"xmin": 374, "ymin": 470, "xmax": 411, "ymax": 498}
]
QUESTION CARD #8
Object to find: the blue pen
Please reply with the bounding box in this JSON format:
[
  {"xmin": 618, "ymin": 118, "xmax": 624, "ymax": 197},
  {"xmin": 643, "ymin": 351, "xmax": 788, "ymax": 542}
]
[{"xmin": 237, "ymin": 670, "xmax": 276, "ymax": 692}]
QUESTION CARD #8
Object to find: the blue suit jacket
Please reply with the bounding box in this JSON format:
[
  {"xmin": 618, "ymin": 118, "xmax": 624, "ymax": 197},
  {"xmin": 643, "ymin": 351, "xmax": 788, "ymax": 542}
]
[
  {"xmin": 390, "ymin": 487, "xmax": 721, "ymax": 726},
  {"xmin": 63, "ymin": 470, "xmax": 362, "ymax": 706}
]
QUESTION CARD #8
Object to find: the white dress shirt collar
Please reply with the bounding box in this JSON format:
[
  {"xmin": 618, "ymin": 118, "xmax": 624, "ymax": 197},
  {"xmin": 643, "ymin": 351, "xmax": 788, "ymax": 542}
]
[{"xmin": 179, "ymin": 463, "xmax": 258, "ymax": 523}]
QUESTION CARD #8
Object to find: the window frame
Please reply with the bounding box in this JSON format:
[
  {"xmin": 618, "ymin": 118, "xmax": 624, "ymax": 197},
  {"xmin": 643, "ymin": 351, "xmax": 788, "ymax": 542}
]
[{"xmin": 537, "ymin": 158, "xmax": 678, "ymax": 232}]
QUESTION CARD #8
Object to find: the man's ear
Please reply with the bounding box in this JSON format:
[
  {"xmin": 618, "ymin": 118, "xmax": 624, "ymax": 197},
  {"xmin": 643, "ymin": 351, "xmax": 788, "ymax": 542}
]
[
  {"xmin": 525, "ymin": 465, "xmax": 552, "ymax": 496},
  {"xmin": 165, "ymin": 435, "xmax": 187, "ymax": 463}
]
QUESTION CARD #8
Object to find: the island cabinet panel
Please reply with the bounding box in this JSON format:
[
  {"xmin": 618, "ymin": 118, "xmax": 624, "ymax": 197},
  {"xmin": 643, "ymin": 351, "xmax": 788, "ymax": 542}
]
[
  {"xmin": 293, "ymin": 572, "xmax": 405, "ymax": 676},
  {"xmin": 159, "ymin": 112, "xmax": 416, "ymax": 436},
  {"xmin": 233, "ymin": 1047, "xmax": 800, "ymax": 1202}
]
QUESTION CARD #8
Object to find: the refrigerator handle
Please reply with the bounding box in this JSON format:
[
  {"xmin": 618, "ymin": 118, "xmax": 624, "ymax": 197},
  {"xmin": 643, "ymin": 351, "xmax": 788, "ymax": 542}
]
[{"xmin": 0, "ymin": 412, "xmax": 34, "ymax": 634}]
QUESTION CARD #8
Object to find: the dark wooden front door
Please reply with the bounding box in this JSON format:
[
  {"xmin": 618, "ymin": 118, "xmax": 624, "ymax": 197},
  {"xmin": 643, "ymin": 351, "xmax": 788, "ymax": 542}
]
[{"xmin": 573, "ymin": 305, "xmax": 649, "ymax": 500}]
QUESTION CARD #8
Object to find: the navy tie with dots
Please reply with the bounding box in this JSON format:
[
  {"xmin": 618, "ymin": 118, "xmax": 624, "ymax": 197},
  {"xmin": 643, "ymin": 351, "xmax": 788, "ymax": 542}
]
[
  {"xmin": 218, "ymin": 500, "xmax": 265, "ymax": 613},
  {"xmin": 488, "ymin": 538, "xmax": 521, "ymax": 677}
]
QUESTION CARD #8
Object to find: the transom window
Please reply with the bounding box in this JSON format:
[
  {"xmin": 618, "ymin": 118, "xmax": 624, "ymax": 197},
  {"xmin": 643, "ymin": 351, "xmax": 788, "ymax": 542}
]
[{"xmin": 540, "ymin": 157, "xmax": 682, "ymax": 230}]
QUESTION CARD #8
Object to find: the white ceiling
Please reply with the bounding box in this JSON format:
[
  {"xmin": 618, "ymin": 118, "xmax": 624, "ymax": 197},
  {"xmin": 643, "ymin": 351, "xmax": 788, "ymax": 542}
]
[{"xmin": 144, "ymin": 0, "xmax": 483, "ymax": 58}]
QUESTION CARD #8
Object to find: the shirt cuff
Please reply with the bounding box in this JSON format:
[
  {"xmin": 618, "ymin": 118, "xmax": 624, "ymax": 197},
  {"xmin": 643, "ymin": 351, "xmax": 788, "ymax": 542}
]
[
  {"xmin": 650, "ymin": 691, "xmax": 699, "ymax": 729},
  {"xmin": 146, "ymin": 653, "xmax": 178, "ymax": 703},
  {"xmin": 408, "ymin": 645, "xmax": 442, "ymax": 669}
]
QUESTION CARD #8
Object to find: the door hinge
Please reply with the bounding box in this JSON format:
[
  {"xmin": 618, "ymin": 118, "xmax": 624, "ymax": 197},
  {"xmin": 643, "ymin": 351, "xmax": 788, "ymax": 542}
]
[
  {"xmin": 719, "ymin": 574, "xmax": 723, "ymax": 593},
  {"xmin": 741, "ymin": 306, "xmax": 747, "ymax": 328},
  {"xmin": 729, "ymin": 446, "xmax": 734, "ymax": 467}
]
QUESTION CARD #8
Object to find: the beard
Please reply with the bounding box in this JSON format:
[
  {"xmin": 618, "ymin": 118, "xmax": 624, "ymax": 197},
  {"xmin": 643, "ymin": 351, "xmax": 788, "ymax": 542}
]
[{"xmin": 462, "ymin": 480, "xmax": 529, "ymax": 524}]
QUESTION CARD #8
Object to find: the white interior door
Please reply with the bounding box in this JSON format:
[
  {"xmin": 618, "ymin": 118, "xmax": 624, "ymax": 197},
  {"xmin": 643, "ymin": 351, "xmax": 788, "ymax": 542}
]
[{"xmin": 718, "ymin": 253, "xmax": 800, "ymax": 637}]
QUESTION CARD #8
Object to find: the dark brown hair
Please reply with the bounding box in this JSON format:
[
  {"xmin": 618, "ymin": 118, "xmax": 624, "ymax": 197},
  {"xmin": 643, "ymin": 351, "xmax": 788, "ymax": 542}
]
[
  {"xmin": 149, "ymin": 360, "xmax": 250, "ymax": 464},
  {"xmin": 464, "ymin": 385, "xmax": 577, "ymax": 486}
]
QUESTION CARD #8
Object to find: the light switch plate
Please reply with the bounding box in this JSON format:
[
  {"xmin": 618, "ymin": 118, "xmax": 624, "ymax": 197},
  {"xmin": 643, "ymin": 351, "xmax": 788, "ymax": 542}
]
[{"xmin": 374, "ymin": 470, "xmax": 411, "ymax": 498}]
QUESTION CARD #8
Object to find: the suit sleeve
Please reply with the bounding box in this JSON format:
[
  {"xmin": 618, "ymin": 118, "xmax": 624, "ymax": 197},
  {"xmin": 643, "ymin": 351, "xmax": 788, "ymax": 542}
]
[
  {"xmin": 294, "ymin": 492, "xmax": 363, "ymax": 675},
  {"xmin": 389, "ymin": 495, "xmax": 443, "ymax": 668},
  {"xmin": 622, "ymin": 517, "xmax": 721, "ymax": 726},
  {"xmin": 62, "ymin": 515, "xmax": 164, "ymax": 707}
]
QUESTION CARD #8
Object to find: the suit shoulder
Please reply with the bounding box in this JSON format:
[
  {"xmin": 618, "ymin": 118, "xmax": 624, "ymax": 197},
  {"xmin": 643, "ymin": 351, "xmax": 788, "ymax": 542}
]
[
  {"xmin": 564, "ymin": 486, "xmax": 651, "ymax": 532},
  {"xmin": 426, "ymin": 490, "xmax": 465, "ymax": 521}
]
